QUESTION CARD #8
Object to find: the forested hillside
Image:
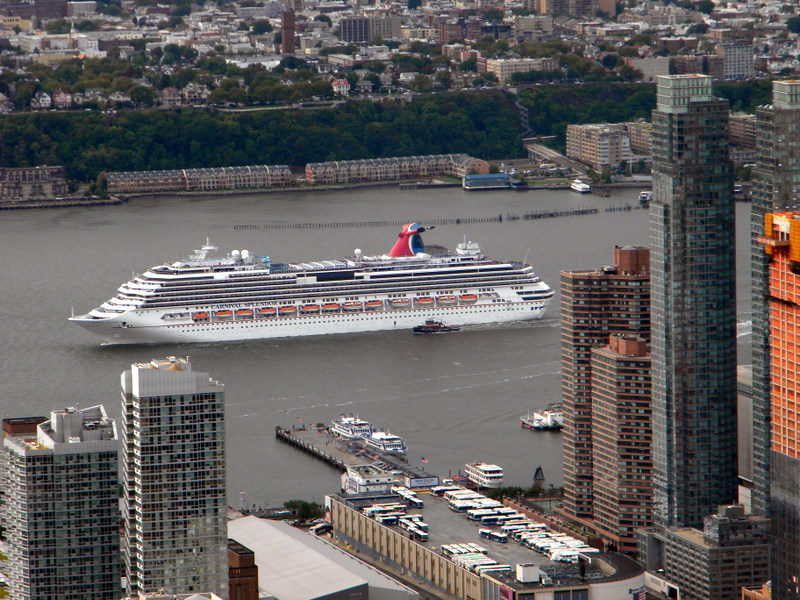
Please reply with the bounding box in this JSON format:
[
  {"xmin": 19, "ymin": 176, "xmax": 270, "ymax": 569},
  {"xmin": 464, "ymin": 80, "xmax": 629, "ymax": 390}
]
[{"xmin": 0, "ymin": 80, "xmax": 773, "ymax": 182}]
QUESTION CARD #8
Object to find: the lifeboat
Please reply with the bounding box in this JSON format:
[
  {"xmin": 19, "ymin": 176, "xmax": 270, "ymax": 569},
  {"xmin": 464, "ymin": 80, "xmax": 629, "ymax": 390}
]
[
  {"xmin": 300, "ymin": 304, "xmax": 321, "ymax": 314},
  {"xmin": 257, "ymin": 307, "xmax": 277, "ymax": 317},
  {"xmin": 390, "ymin": 298, "xmax": 411, "ymax": 309},
  {"xmin": 322, "ymin": 303, "xmax": 341, "ymax": 312},
  {"xmin": 235, "ymin": 308, "xmax": 253, "ymax": 318},
  {"xmin": 365, "ymin": 300, "xmax": 384, "ymax": 311},
  {"xmin": 459, "ymin": 294, "xmax": 478, "ymax": 305},
  {"xmin": 436, "ymin": 295, "xmax": 457, "ymax": 306},
  {"xmin": 279, "ymin": 306, "xmax": 298, "ymax": 316},
  {"xmin": 343, "ymin": 301, "xmax": 364, "ymax": 311},
  {"xmin": 192, "ymin": 312, "xmax": 209, "ymax": 322},
  {"xmin": 214, "ymin": 310, "xmax": 233, "ymax": 319},
  {"xmin": 414, "ymin": 297, "xmax": 435, "ymax": 307}
]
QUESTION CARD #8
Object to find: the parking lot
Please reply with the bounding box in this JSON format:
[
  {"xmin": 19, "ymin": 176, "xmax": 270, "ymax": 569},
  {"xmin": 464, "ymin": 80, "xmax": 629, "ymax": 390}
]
[{"xmin": 388, "ymin": 490, "xmax": 558, "ymax": 569}]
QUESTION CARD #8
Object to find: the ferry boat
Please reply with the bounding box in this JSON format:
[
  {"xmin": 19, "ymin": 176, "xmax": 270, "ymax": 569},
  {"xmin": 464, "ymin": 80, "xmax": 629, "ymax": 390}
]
[
  {"xmin": 570, "ymin": 180, "xmax": 591, "ymax": 193},
  {"xmin": 412, "ymin": 319, "xmax": 460, "ymax": 334},
  {"xmin": 464, "ymin": 463, "xmax": 504, "ymax": 489},
  {"xmin": 521, "ymin": 404, "xmax": 564, "ymax": 430},
  {"xmin": 70, "ymin": 222, "xmax": 553, "ymax": 345},
  {"xmin": 331, "ymin": 415, "xmax": 373, "ymax": 439},
  {"xmin": 364, "ymin": 431, "xmax": 408, "ymax": 454},
  {"xmin": 638, "ymin": 191, "xmax": 652, "ymax": 205}
]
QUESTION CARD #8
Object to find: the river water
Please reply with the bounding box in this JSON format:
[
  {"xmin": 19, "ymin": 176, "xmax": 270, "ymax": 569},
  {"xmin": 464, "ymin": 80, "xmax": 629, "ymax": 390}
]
[{"xmin": 0, "ymin": 186, "xmax": 752, "ymax": 508}]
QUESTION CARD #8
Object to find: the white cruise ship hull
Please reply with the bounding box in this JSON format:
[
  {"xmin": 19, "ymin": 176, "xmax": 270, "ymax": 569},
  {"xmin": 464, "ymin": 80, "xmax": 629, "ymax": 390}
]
[{"xmin": 72, "ymin": 300, "xmax": 550, "ymax": 345}]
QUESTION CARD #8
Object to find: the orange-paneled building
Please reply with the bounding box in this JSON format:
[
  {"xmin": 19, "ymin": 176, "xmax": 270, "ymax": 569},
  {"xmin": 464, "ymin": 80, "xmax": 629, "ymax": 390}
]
[{"xmin": 757, "ymin": 211, "xmax": 800, "ymax": 458}]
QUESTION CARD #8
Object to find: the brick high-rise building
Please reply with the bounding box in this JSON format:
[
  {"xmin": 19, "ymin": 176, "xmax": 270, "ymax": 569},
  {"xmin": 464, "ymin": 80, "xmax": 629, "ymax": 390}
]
[
  {"xmin": 122, "ymin": 357, "xmax": 228, "ymax": 599},
  {"xmin": 3, "ymin": 407, "xmax": 119, "ymax": 600},
  {"xmin": 591, "ymin": 335, "xmax": 652, "ymax": 552},
  {"xmin": 281, "ymin": 10, "xmax": 296, "ymax": 55},
  {"xmin": 650, "ymin": 74, "xmax": 737, "ymax": 529},
  {"xmin": 558, "ymin": 246, "xmax": 650, "ymax": 522}
]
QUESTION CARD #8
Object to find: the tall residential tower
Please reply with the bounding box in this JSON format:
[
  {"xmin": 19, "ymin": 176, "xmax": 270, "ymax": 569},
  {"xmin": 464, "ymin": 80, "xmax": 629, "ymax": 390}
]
[
  {"xmin": 558, "ymin": 245, "xmax": 650, "ymax": 525},
  {"xmin": 649, "ymin": 74, "xmax": 737, "ymax": 529},
  {"xmin": 121, "ymin": 356, "xmax": 228, "ymax": 598},
  {"xmin": 3, "ymin": 406, "xmax": 119, "ymax": 600}
]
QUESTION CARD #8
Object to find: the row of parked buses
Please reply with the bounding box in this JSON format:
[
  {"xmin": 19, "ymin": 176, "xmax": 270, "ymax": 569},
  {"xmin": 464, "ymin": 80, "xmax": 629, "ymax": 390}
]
[
  {"xmin": 440, "ymin": 544, "xmax": 511, "ymax": 575},
  {"xmin": 438, "ymin": 485, "xmax": 602, "ymax": 565},
  {"xmin": 391, "ymin": 485, "xmax": 424, "ymax": 509},
  {"xmin": 398, "ymin": 514, "xmax": 430, "ymax": 542}
]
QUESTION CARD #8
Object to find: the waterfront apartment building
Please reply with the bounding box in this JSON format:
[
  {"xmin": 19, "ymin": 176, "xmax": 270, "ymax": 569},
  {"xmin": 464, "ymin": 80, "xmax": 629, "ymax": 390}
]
[
  {"xmin": 565, "ymin": 123, "xmax": 633, "ymax": 173},
  {"xmin": 650, "ymin": 74, "xmax": 737, "ymax": 529},
  {"xmin": 122, "ymin": 356, "xmax": 228, "ymax": 599},
  {"xmin": 558, "ymin": 246, "xmax": 650, "ymax": 522},
  {"xmin": 3, "ymin": 406, "xmax": 119, "ymax": 600},
  {"xmin": 0, "ymin": 165, "xmax": 68, "ymax": 201},
  {"xmin": 590, "ymin": 335, "xmax": 652, "ymax": 553},
  {"xmin": 304, "ymin": 154, "xmax": 488, "ymax": 184},
  {"xmin": 105, "ymin": 164, "xmax": 293, "ymax": 194}
]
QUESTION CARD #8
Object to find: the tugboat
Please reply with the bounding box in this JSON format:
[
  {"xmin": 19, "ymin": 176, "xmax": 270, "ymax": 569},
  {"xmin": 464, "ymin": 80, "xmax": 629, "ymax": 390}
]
[{"xmin": 412, "ymin": 319, "xmax": 461, "ymax": 334}]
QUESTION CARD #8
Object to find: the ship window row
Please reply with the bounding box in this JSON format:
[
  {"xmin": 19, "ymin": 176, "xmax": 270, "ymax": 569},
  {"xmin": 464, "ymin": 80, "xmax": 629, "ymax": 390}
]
[
  {"xmin": 129, "ymin": 281, "xmax": 539, "ymax": 308},
  {"xmin": 130, "ymin": 269, "xmax": 535, "ymax": 295},
  {"xmin": 135, "ymin": 272, "xmax": 537, "ymax": 299}
]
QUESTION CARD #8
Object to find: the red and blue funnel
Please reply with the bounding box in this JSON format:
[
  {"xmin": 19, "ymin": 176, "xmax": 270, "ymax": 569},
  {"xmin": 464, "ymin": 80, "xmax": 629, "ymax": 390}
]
[{"xmin": 387, "ymin": 223, "xmax": 428, "ymax": 257}]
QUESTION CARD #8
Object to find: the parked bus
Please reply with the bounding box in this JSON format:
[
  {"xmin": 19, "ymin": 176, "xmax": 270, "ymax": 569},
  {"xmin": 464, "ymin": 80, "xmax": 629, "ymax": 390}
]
[{"xmin": 489, "ymin": 531, "xmax": 508, "ymax": 543}]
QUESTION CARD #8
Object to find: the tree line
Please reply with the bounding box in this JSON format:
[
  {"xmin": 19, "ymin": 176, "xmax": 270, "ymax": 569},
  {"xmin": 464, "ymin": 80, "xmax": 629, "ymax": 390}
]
[{"xmin": 0, "ymin": 80, "xmax": 774, "ymax": 183}]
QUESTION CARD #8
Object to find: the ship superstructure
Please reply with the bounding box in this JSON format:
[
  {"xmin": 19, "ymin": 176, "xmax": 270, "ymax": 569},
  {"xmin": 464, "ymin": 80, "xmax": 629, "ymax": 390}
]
[{"xmin": 70, "ymin": 223, "xmax": 553, "ymax": 345}]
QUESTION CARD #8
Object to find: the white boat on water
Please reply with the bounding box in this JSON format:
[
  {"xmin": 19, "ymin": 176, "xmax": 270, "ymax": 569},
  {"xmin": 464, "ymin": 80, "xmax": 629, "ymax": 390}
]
[
  {"xmin": 464, "ymin": 462, "xmax": 504, "ymax": 489},
  {"xmin": 331, "ymin": 415, "xmax": 373, "ymax": 439},
  {"xmin": 570, "ymin": 180, "xmax": 591, "ymax": 193},
  {"xmin": 365, "ymin": 431, "xmax": 408, "ymax": 454},
  {"xmin": 521, "ymin": 404, "xmax": 564, "ymax": 430},
  {"xmin": 638, "ymin": 191, "xmax": 652, "ymax": 204},
  {"xmin": 70, "ymin": 222, "xmax": 553, "ymax": 345}
]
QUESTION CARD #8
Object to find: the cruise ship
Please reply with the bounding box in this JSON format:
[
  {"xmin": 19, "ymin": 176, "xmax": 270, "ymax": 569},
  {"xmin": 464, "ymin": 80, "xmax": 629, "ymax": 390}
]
[{"xmin": 69, "ymin": 223, "xmax": 554, "ymax": 345}]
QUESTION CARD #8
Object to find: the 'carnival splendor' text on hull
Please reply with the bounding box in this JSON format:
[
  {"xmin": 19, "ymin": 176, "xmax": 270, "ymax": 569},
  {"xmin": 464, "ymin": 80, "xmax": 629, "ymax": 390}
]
[{"xmin": 70, "ymin": 223, "xmax": 554, "ymax": 345}]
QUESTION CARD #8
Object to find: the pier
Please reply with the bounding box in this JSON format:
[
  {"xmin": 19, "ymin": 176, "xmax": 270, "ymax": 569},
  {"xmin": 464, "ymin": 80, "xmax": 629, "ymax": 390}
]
[
  {"xmin": 275, "ymin": 426, "xmax": 373, "ymax": 472},
  {"xmin": 234, "ymin": 208, "xmax": 599, "ymax": 231},
  {"xmin": 275, "ymin": 426, "xmax": 437, "ymax": 485}
]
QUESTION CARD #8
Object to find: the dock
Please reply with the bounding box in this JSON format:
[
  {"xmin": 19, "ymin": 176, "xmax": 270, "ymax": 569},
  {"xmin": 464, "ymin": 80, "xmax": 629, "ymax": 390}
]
[
  {"xmin": 275, "ymin": 426, "xmax": 372, "ymax": 471},
  {"xmin": 275, "ymin": 425, "xmax": 438, "ymax": 485}
]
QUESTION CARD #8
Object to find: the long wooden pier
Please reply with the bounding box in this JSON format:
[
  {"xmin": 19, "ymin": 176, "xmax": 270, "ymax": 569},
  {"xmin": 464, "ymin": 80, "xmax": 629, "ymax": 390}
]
[{"xmin": 275, "ymin": 426, "xmax": 372, "ymax": 472}]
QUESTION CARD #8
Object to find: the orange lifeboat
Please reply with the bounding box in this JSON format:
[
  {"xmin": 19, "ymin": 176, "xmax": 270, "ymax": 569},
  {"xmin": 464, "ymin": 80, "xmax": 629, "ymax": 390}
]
[
  {"xmin": 214, "ymin": 310, "xmax": 233, "ymax": 319},
  {"xmin": 279, "ymin": 306, "xmax": 298, "ymax": 316},
  {"xmin": 390, "ymin": 298, "xmax": 411, "ymax": 309},
  {"xmin": 192, "ymin": 312, "xmax": 209, "ymax": 321},
  {"xmin": 343, "ymin": 301, "xmax": 363, "ymax": 311},
  {"xmin": 414, "ymin": 297, "xmax": 435, "ymax": 307},
  {"xmin": 365, "ymin": 300, "xmax": 384, "ymax": 311},
  {"xmin": 235, "ymin": 308, "xmax": 253, "ymax": 318},
  {"xmin": 436, "ymin": 295, "xmax": 457, "ymax": 306},
  {"xmin": 459, "ymin": 294, "xmax": 478, "ymax": 305},
  {"xmin": 257, "ymin": 307, "xmax": 277, "ymax": 317},
  {"xmin": 322, "ymin": 303, "xmax": 341, "ymax": 312},
  {"xmin": 300, "ymin": 304, "xmax": 321, "ymax": 314}
]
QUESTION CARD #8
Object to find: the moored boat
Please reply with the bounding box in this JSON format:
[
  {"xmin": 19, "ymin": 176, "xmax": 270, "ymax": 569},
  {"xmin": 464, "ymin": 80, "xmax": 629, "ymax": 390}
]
[
  {"xmin": 389, "ymin": 298, "xmax": 411, "ymax": 309},
  {"xmin": 322, "ymin": 303, "xmax": 340, "ymax": 312},
  {"xmin": 521, "ymin": 403, "xmax": 564, "ymax": 430},
  {"xmin": 570, "ymin": 179, "xmax": 591, "ymax": 193},
  {"xmin": 459, "ymin": 294, "xmax": 478, "ymax": 304},
  {"xmin": 365, "ymin": 430, "xmax": 408, "ymax": 454},
  {"xmin": 278, "ymin": 306, "xmax": 298, "ymax": 316},
  {"xmin": 464, "ymin": 462, "xmax": 504, "ymax": 489},
  {"xmin": 436, "ymin": 295, "xmax": 457, "ymax": 306},
  {"xmin": 330, "ymin": 414, "xmax": 374, "ymax": 439},
  {"xmin": 343, "ymin": 301, "xmax": 363, "ymax": 311}
]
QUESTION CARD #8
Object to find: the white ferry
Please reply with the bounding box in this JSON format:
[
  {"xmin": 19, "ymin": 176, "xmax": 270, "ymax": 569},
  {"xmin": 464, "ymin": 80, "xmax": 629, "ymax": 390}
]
[
  {"xmin": 69, "ymin": 223, "xmax": 553, "ymax": 345},
  {"xmin": 330, "ymin": 415, "xmax": 373, "ymax": 439},
  {"xmin": 365, "ymin": 431, "xmax": 408, "ymax": 454},
  {"xmin": 570, "ymin": 180, "xmax": 591, "ymax": 193},
  {"xmin": 638, "ymin": 191, "xmax": 652, "ymax": 205},
  {"xmin": 464, "ymin": 463, "xmax": 504, "ymax": 489}
]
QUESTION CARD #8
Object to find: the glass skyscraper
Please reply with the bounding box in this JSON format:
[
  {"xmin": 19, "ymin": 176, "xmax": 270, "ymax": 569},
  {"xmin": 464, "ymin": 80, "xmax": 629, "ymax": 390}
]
[{"xmin": 649, "ymin": 74, "xmax": 738, "ymax": 529}]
